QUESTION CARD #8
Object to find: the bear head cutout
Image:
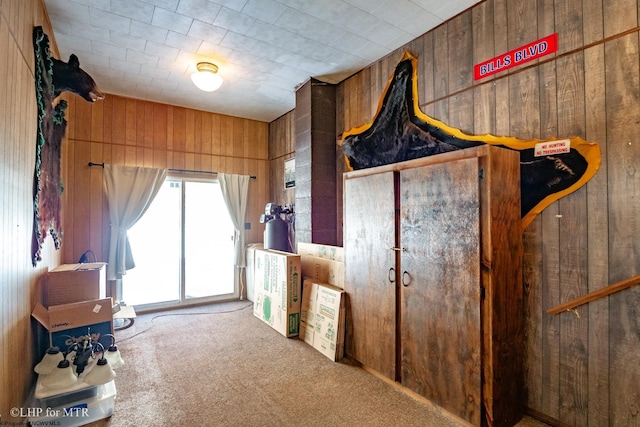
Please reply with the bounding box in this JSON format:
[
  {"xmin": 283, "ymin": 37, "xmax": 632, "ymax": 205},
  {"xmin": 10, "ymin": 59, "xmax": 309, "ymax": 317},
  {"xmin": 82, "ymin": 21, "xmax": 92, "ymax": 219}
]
[{"xmin": 52, "ymin": 54, "xmax": 105, "ymax": 102}]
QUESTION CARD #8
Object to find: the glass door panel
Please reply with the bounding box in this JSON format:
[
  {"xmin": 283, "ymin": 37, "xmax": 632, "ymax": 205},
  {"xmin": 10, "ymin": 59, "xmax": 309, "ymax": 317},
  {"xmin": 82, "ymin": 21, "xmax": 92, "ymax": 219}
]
[
  {"xmin": 184, "ymin": 181, "xmax": 235, "ymax": 299},
  {"xmin": 123, "ymin": 180, "xmax": 181, "ymax": 306}
]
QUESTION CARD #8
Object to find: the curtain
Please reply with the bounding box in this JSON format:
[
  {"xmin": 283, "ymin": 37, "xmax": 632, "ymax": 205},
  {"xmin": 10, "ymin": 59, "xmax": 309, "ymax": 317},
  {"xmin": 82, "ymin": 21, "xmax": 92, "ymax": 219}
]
[
  {"xmin": 103, "ymin": 165, "xmax": 167, "ymax": 280},
  {"xmin": 218, "ymin": 173, "xmax": 250, "ymax": 268}
]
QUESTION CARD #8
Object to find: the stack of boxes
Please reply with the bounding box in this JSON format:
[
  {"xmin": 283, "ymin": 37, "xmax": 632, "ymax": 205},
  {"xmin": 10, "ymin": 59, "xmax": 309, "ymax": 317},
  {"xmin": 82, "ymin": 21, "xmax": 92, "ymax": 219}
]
[
  {"xmin": 30, "ymin": 262, "xmax": 118, "ymax": 426},
  {"xmin": 251, "ymin": 244, "xmax": 346, "ymax": 362},
  {"xmin": 297, "ymin": 243, "xmax": 346, "ymax": 362},
  {"xmin": 32, "ymin": 263, "xmax": 114, "ymax": 353}
]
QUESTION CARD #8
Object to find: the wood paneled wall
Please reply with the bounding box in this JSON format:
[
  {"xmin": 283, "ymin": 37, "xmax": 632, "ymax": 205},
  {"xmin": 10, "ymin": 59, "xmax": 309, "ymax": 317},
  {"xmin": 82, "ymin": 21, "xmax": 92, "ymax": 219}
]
[
  {"xmin": 268, "ymin": 111, "xmax": 296, "ymax": 207},
  {"xmin": 337, "ymin": 0, "xmax": 639, "ymax": 425},
  {"xmin": 61, "ymin": 94, "xmax": 270, "ymax": 271},
  {"xmin": 0, "ymin": 0, "xmax": 62, "ymax": 422}
]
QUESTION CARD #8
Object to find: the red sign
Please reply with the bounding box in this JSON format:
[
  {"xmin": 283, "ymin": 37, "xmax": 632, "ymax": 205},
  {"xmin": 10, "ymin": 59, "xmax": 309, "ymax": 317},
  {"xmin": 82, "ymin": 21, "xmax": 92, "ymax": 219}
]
[{"xmin": 474, "ymin": 33, "xmax": 558, "ymax": 80}]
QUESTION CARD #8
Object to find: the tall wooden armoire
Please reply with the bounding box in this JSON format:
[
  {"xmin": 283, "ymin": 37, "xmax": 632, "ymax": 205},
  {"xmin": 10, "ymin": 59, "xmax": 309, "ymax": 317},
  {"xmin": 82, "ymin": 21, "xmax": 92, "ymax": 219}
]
[{"xmin": 343, "ymin": 145, "xmax": 524, "ymax": 426}]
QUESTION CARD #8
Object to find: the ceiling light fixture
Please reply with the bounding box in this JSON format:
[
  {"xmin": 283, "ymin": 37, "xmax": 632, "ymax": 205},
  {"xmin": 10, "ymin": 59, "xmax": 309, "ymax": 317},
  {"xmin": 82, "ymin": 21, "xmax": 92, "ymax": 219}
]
[{"xmin": 191, "ymin": 62, "xmax": 223, "ymax": 92}]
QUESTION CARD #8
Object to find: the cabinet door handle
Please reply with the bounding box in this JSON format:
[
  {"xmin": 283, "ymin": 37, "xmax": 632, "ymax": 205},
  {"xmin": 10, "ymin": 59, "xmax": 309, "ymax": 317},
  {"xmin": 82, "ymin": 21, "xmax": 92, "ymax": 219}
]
[
  {"xmin": 388, "ymin": 267, "xmax": 395, "ymax": 283},
  {"xmin": 402, "ymin": 271, "xmax": 411, "ymax": 287},
  {"xmin": 389, "ymin": 246, "xmax": 406, "ymax": 252}
]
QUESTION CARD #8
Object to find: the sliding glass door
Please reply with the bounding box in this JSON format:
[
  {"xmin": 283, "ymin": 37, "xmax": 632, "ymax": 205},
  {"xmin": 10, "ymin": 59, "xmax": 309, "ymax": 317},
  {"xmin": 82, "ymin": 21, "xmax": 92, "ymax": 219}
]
[{"xmin": 123, "ymin": 177, "xmax": 236, "ymax": 310}]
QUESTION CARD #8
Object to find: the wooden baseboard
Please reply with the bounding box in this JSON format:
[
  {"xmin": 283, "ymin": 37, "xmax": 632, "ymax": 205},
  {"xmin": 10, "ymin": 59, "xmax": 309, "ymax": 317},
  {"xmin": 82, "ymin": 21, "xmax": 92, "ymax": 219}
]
[{"xmin": 525, "ymin": 407, "xmax": 573, "ymax": 427}]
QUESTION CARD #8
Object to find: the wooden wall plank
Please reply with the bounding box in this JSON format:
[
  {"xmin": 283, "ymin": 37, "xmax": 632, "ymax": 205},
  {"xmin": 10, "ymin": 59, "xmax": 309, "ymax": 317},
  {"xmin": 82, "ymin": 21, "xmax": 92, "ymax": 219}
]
[
  {"xmin": 185, "ymin": 109, "xmax": 195, "ymax": 153},
  {"xmin": 101, "ymin": 95, "xmax": 113, "ymax": 143},
  {"xmin": 193, "ymin": 110, "xmax": 203, "ymax": 154},
  {"xmin": 153, "ymin": 103, "xmax": 167, "ymax": 152},
  {"xmin": 556, "ymin": 53, "xmax": 589, "ymax": 427},
  {"xmin": 583, "ymin": 42, "xmax": 610, "ymax": 427},
  {"xmin": 173, "ymin": 108, "xmax": 186, "ymax": 153},
  {"xmin": 90, "ymin": 142, "xmax": 103, "ymax": 258},
  {"xmin": 433, "ymin": 25, "xmax": 449, "ymax": 122},
  {"xmin": 125, "ymin": 99, "xmax": 136, "ymax": 145},
  {"xmin": 603, "ymin": 0, "xmax": 638, "ymax": 38},
  {"xmin": 448, "ymin": 13, "xmax": 473, "ymax": 93},
  {"xmin": 136, "ymin": 100, "xmax": 145, "ymax": 146},
  {"xmin": 605, "ymin": 32, "xmax": 640, "ymax": 426},
  {"xmin": 492, "ymin": 0, "xmax": 509, "ymax": 137},
  {"xmin": 90, "ymin": 96, "xmax": 104, "ymax": 142}
]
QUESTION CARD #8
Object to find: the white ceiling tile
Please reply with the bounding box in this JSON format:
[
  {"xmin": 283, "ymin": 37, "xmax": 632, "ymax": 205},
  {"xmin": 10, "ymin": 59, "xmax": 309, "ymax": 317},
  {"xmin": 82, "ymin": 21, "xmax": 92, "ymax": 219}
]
[
  {"xmin": 123, "ymin": 72, "xmax": 150, "ymax": 84},
  {"xmin": 89, "ymin": 8, "xmax": 132, "ymax": 32},
  {"xmin": 240, "ymin": 0, "xmax": 286, "ymax": 24},
  {"xmin": 110, "ymin": 31, "xmax": 148, "ymax": 51},
  {"xmin": 410, "ymin": 0, "xmax": 474, "ymax": 21},
  {"xmin": 109, "ymin": 0, "xmax": 155, "ymax": 24},
  {"xmin": 141, "ymin": 64, "xmax": 171, "ymax": 79},
  {"xmin": 188, "ymin": 20, "xmax": 228, "ymax": 43},
  {"xmin": 45, "ymin": 0, "xmax": 90, "ymax": 22},
  {"xmin": 51, "ymin": 33, "xmax": 93, "ymax": 54},
  {"xmin": 371, "ymin": 0, "xmax": 443, "ymax": 37},
  {"xmin": 152, "ymin": 7, "xmax": 194, "ymax": 34},
  {"xmin": 210, "ymin": 0, "xmax": 248, "ymax": 13},
  {"xmin": 69, "ymin": 21, "xmax": 111, "ymax": 44},
  {"xmin": 110, "ymin": 57, "xmax": 143, "ymax": 74},
  {"xmin": 275, "ymin": 8, "xmax": 344, "ymax": 46},
  {"xmin": 92, "ymin": 68, "xmax": 125, "ymax": 81},
  {"xmin": 144, "ymin": 41, "xmax": 180, "ymax": 60},
  {"xmin": 148, "ymin": 77, "xmax": 180, "ymax": 91},
  {"xmin": 140, "ymin": 0, "xmax": 179, "ymax": 10},
  {"xmin": 177, "ymin": 0, "xmax": 221, "ymax": 23},
  {"xmin": 129, "ymin": 21, "xmax": 169, "ymax": 43},
  {"xmin": 126, "ymin": 49, "xmax": 161, "ymax": 65},
  {"xmin": 196, "ymin": 40, "xmax": 233, "ymax": 59},
  {"xmin": 352, "ymin": 41, "xmax": 391, "ymax": 62},
  {"xmin": 165, "ymin": 31, "xmax": 203, "ymax": 52},
  {"xmin": 66, "ymin": 0, "xmax": 109, "ymax": 10},
  {"xmin": 399, "ymin": 11, "xmax": 443, "ymax": 37},
  {"xmin": 214, "ymin": 7, "xmax": 255, "ymax": 32},
  {"xmin": 360, "ymin": 20, "xmax": 405, "ymax": 48},
  {"xmin": 91, "ymin": 40, "xmax": 128, "ymax": 60}
]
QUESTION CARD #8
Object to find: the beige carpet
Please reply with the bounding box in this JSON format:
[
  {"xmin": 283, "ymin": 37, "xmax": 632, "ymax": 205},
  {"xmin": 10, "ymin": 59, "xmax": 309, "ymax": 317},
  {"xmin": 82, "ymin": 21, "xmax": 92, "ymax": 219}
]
[{"xmin": 84, "ymin": 301, "xmax": 549, "ymax": 427}]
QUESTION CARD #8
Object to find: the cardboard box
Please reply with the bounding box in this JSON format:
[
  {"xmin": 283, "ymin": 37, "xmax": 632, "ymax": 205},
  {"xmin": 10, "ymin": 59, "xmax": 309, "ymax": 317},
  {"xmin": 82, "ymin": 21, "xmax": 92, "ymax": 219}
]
[
  {"xmin": 298, "ymin": 243, "xmax": 344, "ymax": 288},
  {"xmin": 45, "ymin": 263, "xmax": 107, "ymax": 307},
  {"xmin": 300, "ymin": 254, "xmax": 344, "ymax": 289},
  {"xmin": 297, "ymin": 242, "xmax": 344, "ymax": 262},
  {"xmin": 245, "ymin": 243, "xmax": 264, "ymax": 302},
  {"xmin": 32, "ymin": 298, "xmax": 114, "ymax": 353},
  {"xmin": 299, "ymin": 279, "xmax": 346, "ymax": 361},
  {"xmin": 253, "ymin": 249, "xmax": 301, "ymax": 337}
]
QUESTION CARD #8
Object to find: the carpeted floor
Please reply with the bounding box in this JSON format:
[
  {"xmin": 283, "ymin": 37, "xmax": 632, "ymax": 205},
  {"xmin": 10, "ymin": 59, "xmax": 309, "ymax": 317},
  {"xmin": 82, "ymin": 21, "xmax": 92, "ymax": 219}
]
[{"xmin": 84, "ymin": 301, "xmax": 549, "ymax": 427}]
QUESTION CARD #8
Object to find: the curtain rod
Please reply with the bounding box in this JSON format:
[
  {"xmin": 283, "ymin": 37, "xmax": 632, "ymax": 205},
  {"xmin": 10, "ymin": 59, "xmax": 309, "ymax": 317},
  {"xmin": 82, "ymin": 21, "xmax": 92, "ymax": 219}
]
[{"xmin": 88, "ymin": 162, "xmax": 256, "ymax": 179}]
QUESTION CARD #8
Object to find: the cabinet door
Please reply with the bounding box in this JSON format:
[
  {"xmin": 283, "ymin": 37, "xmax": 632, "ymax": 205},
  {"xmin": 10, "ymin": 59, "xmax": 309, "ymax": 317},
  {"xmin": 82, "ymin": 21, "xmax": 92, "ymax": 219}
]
[
  {"xmin": 344, "ymin": 171, "xmax": 396, "ymax": 380},
  {"xmin": 399, "ymin": 158, "xmax": 482, "ymax": 425}
]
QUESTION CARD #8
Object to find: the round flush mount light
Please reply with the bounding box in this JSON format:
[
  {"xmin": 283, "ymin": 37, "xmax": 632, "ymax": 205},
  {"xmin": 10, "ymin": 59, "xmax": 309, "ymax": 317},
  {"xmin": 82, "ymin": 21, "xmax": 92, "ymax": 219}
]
[{"xmin": 191, "ymin": 62, "xmax": 223, "ymax": 92}]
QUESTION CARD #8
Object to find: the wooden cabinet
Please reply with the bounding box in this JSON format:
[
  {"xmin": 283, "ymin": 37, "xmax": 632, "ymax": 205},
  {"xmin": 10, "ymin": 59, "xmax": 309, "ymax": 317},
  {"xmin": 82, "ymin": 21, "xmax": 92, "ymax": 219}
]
[{"xmin": 343, "ymin": 146, "xmax": 524, "ymax": 426}]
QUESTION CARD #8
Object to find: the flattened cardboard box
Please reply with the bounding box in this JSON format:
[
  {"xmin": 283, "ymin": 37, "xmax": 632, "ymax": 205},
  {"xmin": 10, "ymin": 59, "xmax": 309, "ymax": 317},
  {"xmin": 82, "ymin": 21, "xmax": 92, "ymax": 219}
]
[
  {"xmin": 297, "ymin": 242, "xmax": 344, "ymax": 262},
  {"xmin": 32, "ymin": 298, "xmax": 114, "ymax": 353},
  {"xmin": 299, "ymin": 279, "xmax": 346, "ymax": 361},
  {"xmin": 45, "ymin": 262, "xmax": 107, "ymax": 307},
  {"xmin": 253, "ymin": 249, "xmax": 301, "ymax": 337},
  {"xmin": 300, "ymin": 254, "xmax": 344, "ymax": 289}
]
